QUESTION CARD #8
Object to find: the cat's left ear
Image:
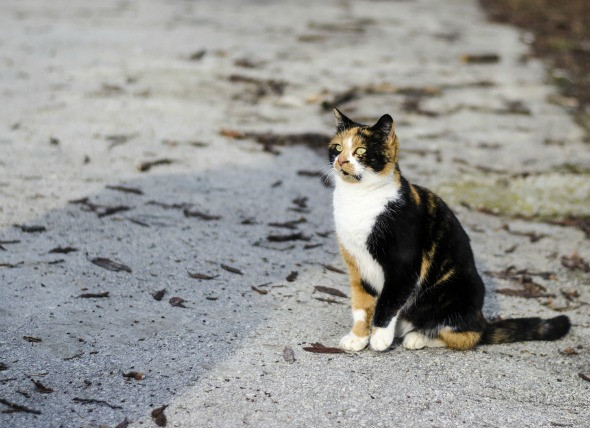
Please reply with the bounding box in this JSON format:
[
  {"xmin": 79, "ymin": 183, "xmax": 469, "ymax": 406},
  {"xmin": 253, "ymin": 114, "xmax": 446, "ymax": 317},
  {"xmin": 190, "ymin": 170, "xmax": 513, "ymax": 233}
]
[{"xmin": 371, "ymin": 114, "xmax": 394, "ymax": 137}]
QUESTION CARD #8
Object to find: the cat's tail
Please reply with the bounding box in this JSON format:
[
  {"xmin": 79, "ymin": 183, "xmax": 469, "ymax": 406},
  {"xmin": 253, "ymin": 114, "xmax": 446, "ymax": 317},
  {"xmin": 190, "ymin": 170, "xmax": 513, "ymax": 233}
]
[{"xmin": 480, "ymin": 315, "xmax": 571, "ymax": 344}]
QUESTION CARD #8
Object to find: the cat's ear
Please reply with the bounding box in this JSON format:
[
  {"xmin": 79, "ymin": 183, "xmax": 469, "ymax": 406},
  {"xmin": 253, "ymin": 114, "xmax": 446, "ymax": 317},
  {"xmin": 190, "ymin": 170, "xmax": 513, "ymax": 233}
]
[
  {"xmin": 371, "ymin": 114, "xmax": 394, "ymax": 137},
  {"xmin": 334, "ymin": 108, "xmax": 355, "ymax": 132}
]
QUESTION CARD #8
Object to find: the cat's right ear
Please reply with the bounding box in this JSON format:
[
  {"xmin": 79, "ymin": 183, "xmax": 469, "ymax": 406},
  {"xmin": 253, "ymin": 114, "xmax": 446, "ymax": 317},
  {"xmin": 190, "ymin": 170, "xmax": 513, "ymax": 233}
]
[{"xmin": 334, "ymin": 108, "xmax": 355, "ymax": 132}]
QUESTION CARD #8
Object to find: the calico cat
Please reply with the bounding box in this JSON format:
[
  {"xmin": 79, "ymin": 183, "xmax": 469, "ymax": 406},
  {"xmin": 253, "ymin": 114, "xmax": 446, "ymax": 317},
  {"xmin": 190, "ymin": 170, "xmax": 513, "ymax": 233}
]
[{"xmin": 329, "ymin": 108, "xmax": 571, "ymax": 351}]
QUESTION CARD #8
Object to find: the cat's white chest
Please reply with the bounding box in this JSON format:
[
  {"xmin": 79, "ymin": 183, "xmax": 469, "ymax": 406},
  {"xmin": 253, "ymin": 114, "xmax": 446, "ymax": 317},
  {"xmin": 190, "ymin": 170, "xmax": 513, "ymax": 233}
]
[{"xmin": 333, "ymin": 179, "xmax": 399, "ymax": 294}]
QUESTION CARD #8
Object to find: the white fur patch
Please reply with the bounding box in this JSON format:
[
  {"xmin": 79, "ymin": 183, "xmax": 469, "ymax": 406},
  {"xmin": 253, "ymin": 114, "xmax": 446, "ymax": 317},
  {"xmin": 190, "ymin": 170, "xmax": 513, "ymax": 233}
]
[
  {"xmin": 340, "ymin": 332, "xmax": 369, "ymax": 352},
  {"xmin": 334, "ymin": 171, "xmax": 399, "ymax": 294},
  {"xmin": 402, "ymin": 331, "xmax": 445, "ymax": 350},
  {"xmin": 370, "ymin": 316, "xmax": 397, "ymax": 351},
  {"xmin": 352, "ymin": 309, "xmax": 366, "ymax": 322}
]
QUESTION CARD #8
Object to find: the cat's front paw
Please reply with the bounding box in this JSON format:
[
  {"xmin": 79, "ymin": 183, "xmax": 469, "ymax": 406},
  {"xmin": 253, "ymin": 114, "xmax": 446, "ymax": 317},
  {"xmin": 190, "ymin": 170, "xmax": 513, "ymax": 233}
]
[
  {"xmin": 402, "ymin": 331, "xmax": 427, "ymax": 350},
  {"xmin": 370, "ymin": 327, "xmax": 394, "ymax": 351},
  {"xmin": 340, "ymin": 333, "xmax": 369, "ymax": 352}
]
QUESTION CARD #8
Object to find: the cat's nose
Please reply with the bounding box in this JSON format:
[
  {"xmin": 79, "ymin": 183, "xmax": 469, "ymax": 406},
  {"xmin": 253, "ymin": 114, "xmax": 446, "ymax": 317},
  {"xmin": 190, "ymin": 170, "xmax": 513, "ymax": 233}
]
[{"xmin": 337, "ymin": 156, "xmax": 349, "ymax": 166}]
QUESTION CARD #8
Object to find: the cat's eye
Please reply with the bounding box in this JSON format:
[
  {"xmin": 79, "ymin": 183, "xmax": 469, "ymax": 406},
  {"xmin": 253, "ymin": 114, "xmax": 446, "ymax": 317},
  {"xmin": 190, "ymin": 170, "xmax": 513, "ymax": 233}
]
[
  {"xmin": 355, "ymin": 147, "xmax": 366, "ymax": 156},
  {"xmin": 335, "ymin": 144, "xmax": 343, "ymax": 152}
]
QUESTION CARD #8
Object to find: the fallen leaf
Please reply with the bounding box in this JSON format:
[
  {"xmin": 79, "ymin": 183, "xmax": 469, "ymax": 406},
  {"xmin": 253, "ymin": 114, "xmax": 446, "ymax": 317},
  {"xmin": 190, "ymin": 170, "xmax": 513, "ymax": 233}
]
[
  {"xmin": 297, "ymin": 170, "xmax": 321, "ymax": 177},
  {"xmin": 48, "ymin": 246, "xmax": 78, "ymax": 254},
  {"xmin": 314, "ymin": 286, "xmax": 348, "ymax": 298},
  {"xmin": 151, "ymin": 405, "xmax": 168, "ymax": 427},
  {"xmin": 106, "ymin": 185, "xmax": 144, "ymax": 195},
  {"xmin": 182, "ymin": 208, "xmax": 221, "ymax": 221},
  {"xmin": 302, "ymin": 342, "xmax": 345, "ymax": 354},
  {"xmin": 152, "ymin": 289, "xmax": 166, "ymax": 301},
  {"xmin": 251, "ymin": 286, "xmax": 268, "ymax": 295},
  {"xmin": 501, "ymin": 224, "xmax": 546, "ymax": 243},
  {"xmin": 97, "ymin": 205, "xmax": 131, "ymax": 218},
  {"xmin": 267, "ymin": 233, "xmax": 310, "ymax": 242},
  {"xmin": 169, "ymin": 297, "xmax": 187, "ymax": 308},
  {"xmin": 23, "ymin": 336, "xmax": 42, "ymax": 343},
  {"xmin": 283, "ymin": 346, "xmax": 295, "ymax": 364},
  {"xmin": 221, "ymin": 264, "xmax": 243, "ymax": 275},
  {"xmin": 0, "ymin": 398, "xmax": 41, "ymax": 415},
  {"xmin": 14, "ymin": 224, "xmax": 46, "ymax": 233},
  {"xmin": 137, "ymin": 158, "xmax": 174, "ymax": 172},
  {"xmin": 188, "ymin": 49, "xmax": 206, "ymax": 61},
  {"xmin": 321, "ymin": 264, "xmax": 346, "ymax": 274},
  {"xmin": 31, "ymin": 380, "xmax": 53, "ymax": 394},
  {"xmin": 504, "ymin": 244, "xmax": 518, "ymax": 254},
  {"xmin": 78, "ymin": 292, "xmax": 110, "ymax": 299},
  {"xmin": 123, "ymin": 371, "xmax": 145, "ymax": 381},
  {"xmin": 187, "ymin": 270, "xmax": 217, "ymax": 280},
  {"xmin": 72, "ymin": 397, "xmax": 122, "ymax": 409},
  {"xmin": 89, "ymin": 257, "xmax": 132, "ymax": 273},
  {"xmin": 115, "ymin": 417, "xmax": 130, "ymax": 428},
  {"xmin": 561, "ymin": 251, "xmax": 590, "ymax": 273},
  {"xmin": 496, "ymin": 287, "xmax": 555, "ymax": 299},
  {"xmin": 219, "ymin": 129, "xmax": 246, "ymax": 139},
  {"xmin": 460, "ymin": 53, "xmax": 500, "ymax": 63},
  {"xmin": 578, "ymin": 372, "xmax": 590, "ymax": 383},
  {"xmin": 314, "ymin": 297, "xmax": 345, "ymax": 305},
  {"xmin": 286, "ymin": 271, "xmax": 298, "ymax": 282},
  {"xmin": 268, "ymin": 217, "xmax": 307, "ymax": 229},
  {"xmin": 559, "ymin": 347, "xmax": 579, "ymax": 356}
]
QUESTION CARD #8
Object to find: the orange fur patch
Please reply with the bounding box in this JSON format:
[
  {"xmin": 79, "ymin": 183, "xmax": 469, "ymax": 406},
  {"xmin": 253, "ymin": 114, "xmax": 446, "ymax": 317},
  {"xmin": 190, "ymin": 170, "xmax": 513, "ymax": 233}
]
[
  {"xmin": 434, "ymin": 268, "xmax": 455, "ymax": 286},
  {"xmin": 410, "ymin": 184, "xmax": 421, "ymax": 205},
  {"xmin": 419, "ymin": 245, "xmax": 437, "ymax": 285},
  {"xmin": 439, "ymin": 329, "xmax": 481, "ymax": 350},
  {"xmin": 340, "ymin": 243, "xmax": 375, "ymax": 337}
]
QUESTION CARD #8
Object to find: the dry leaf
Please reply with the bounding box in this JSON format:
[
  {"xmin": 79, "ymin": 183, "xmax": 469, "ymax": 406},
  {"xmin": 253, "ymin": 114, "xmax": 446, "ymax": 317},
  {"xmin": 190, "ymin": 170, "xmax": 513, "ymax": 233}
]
[
  {"xmin": 559, "ymin": 347, "xmax": 579, "ymax": 356},
  {"xmin": 151, "ymin": 405, "xmax": 168, "ymax": 427},
  {"xmin": 221, "ymin": 264, "xmax": 243, "ymax": 275},
  {"xmin": 89, "ymin": 257, "xmax": 132, "ymax": 273},
  {"xmin": 169, "ymin": 297, "xmax": 187, "ymax": 308},
  {"xmin": 32, "ymin": 380, "xmax": 53, "ymax": 394},
  {"xmin": 152, "ymin": 289, "xmax": 166, "ymax": 301},
  {"xmin": 187, "ymin": 270, "xmax": 217, "ymax": 280},
  {"xmin": 123, "ymin": 371, "xmax": 145, "ymax": 381},
  {"xmin": 321, "ymin": 264, "xmax": 346, "ymax": 274},
  {"xmin": 78, "ymin": 292, "xmax": 109, "ymax": 299},
  {"xmin": 314, "ymin": 286, "xmax": 348, "ymax": 298},
  {"xmin": 303, "ymin": 342, "xmax": 345, "ymax": 354}
]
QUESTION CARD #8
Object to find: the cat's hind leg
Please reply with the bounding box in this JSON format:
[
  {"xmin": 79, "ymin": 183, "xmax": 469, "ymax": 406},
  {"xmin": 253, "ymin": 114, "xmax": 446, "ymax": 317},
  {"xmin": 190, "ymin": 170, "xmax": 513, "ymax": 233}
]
[{"xmin": 339, "ymin": 245, "xmax": 376, "ymax": 352}]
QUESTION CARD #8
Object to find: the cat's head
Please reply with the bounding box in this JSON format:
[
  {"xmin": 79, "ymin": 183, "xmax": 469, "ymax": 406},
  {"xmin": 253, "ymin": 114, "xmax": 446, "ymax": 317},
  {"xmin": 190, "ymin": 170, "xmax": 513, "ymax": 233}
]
[{"xmin": 329, "ymin": 109, "xmax": 398, "ymax": 184}]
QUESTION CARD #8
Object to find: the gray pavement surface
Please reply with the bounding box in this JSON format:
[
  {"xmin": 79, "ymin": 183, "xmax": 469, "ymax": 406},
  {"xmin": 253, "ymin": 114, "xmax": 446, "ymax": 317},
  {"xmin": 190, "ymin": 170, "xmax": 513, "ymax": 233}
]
[{"xmin": 1, "ymin": 0, "xmax": 589, "ymax": 427}]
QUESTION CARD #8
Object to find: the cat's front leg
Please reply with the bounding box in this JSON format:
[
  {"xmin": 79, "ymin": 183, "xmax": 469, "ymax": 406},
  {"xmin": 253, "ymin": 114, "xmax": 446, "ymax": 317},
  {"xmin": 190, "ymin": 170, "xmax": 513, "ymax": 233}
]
[
  {"xmin": 370, "ymin": 285, "xmax": 409, "ymax": 351},
  {"xmin": 370, "ymin": 316, "xmax": 397, "ymax": 351},
  {"xmin": 339, "ymin": 245, "xmax": 376, "ymax": 352}
]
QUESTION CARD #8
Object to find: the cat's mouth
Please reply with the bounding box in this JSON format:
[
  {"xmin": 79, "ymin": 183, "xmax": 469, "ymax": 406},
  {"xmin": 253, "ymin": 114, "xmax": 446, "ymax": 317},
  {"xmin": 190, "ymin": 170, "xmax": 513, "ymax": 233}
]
[{"xmin": 339, "ymin": 169, "xmax": 362, "ymax": 182}]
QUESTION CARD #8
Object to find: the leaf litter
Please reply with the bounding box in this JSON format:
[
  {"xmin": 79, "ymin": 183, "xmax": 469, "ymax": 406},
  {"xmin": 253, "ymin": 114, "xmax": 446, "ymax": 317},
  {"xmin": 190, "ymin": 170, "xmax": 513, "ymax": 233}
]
[
  {"xmin": 314, "ymin": 286, "xmax": 348, "ymax": 298},
  {"xmin": 151, "ymin": 404, "xmax": 168, "ymax": 427},
  {"xmin": 187, "ymin": 270, "xmax": 218, "ymax": 280},
  {"xmin": 220, "ymin": 263, "xmax": 243, "ymax": 275},
  {"xmin": 32, "ymin": 379, "xmax": 53, "ymax": 394},
  {"xmin": 88, "ymin": 256, "xmax": 132, "ymax": 273},
  {"xmin": 303, "ymin": 342, "xmax": 345, "ymax": 354}
]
